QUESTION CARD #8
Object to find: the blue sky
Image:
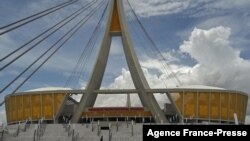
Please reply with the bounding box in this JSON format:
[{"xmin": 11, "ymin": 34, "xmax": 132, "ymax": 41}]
[{"xmin": 1, "ymin": 0, "xmax": 250, "ymax": 123}]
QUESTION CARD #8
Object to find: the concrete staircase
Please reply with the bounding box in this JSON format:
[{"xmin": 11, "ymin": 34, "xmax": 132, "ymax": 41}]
[
  {"xmin": 3, "ymin": 124, "xmax": 36, "ymax": 141},
  {"xmin": 39, "ymin": 124, "xmax": 71, "ymax": 141},
  {"xmin": 2, "ymin": 122, "xmax": 143, "ymax": 141}
]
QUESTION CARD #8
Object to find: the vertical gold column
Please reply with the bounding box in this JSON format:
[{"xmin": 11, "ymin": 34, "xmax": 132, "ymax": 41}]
[
  {"xmin": 40, "ymin": 93, "xmax": 42, "ymax": 119},
  {"xmin": 221, "ymin": 93, "xmax": 228, "ymax": 121},
  {"xmin": 32, "ymin": 94, "xmax": 41, "ymax": 120},
  {"xmin": 43, "ymin": 94, "xmax": 53, "ymax": 119},
  {"xmin": 15, "ymin": 96, "xmax": 17, "ymax": 123},
  {"xmin": 23, "ymin": 95, "xmax": 31, "ymax": 121},
  {"xmin": 210, "ymin": 92, "xmax": 220, "ymax": 120},
  {"xmin": 30, "ymin": 95, "xmax": 32, "ymax": 121},
  {"xmin": 17, "ymin": 95, "xmax": 23, "ymax": 122},
  {"xmin": 22, "ymin": 94, "xmax": 24, "ymax": 121},
  {"xmin": 198, "ymin": 92, "xmax": 209, "ymax": 119}
]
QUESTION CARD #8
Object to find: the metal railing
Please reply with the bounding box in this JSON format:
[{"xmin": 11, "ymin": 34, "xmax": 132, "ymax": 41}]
[
  {"xmin": 64, "ymin": 123, "xmax": 79, "ymax": 141},
  {"xmin": 33, "ymin": 118, "xmax": 46, "ymax": 141},
  {"xmin": 0, "ymin": 130, "xmax": 4, "ymax": 141}
]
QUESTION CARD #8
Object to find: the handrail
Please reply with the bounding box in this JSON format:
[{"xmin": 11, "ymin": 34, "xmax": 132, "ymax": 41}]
[
  {"xmin": 71, "ymin": 129, "xmax": 74, "ymax": 140},
  {"xmin": 97, "ymin": 121, "xmax": 101, "ymax": 136},
  {"xmin": 6, "ymin": 123, "xmax": 20, "ymax": 137},
  {"xmin": 32, "ymin": 118, "xmax": 46, "ymax": 141},
  {"xmin": 0, "ymin": 130, "xmax": 4, "ymax": 141},
  {"xmin": 33, "ymin": 129, "xmax": 37, "ymax": 141},
  {"xmin": 15, "ymin": 124, "xmax": 20, "ymax": 137},
  {"xmin": 65, "ymin": 123, "xmax": 79, "ymax": 141}
]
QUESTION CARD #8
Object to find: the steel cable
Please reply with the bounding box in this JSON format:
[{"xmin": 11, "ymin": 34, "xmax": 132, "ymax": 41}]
[
  {"xmin": 64, "ymin": 1, "xmax": 108, "ymax": 88},
  {"xmin": 0, "ymin": 0, "xmax": 104, "ymax": 96},
  {"xmin": 0, "ymin": 0, "xmax": 96, "ymax": 62},
  {"xmin": 127, "ymin": 0, "xmax": 182, "ymax": 86},
  {"xmin": 9, "ymin": 0, "xmax": 105, "ymax": 95},
  {"xmin": 0, "ymin": 0, "xmax": 79, "ymax": 35},
  {"xmin": 0, "ymin": 0, "xmax": 97, "ymax": 71}
]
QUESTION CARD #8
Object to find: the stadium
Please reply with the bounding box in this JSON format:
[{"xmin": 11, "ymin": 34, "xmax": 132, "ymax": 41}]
[
  {"xmin": 4, "ymin": 85, "xmax": 248, "ymax": 125},
  {"xmin": 1, "ymin": 0, "xmax": 249, "ymax": 140}
]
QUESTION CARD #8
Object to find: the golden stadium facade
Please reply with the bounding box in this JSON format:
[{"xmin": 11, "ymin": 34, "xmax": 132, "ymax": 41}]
[
  {"xmin": 4, "ymin": 85, "xmax": 248, "ymax": 124},
  {"xmin": 170, "ymin": 86, "xmax": 248, "ymax": 124}
]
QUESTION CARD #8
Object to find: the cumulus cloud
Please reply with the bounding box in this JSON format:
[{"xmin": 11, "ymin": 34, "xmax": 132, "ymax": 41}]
[
  {"xmin": 179, "ymin": 26, "xmax": 250, "ymax": 115},
  {"xmin": 107, "ymin": 68, "xmax": 135, "ymax": 89},
  {"xmin": 179, "ymin": 26, "xmax": 250, "ymax": 92},
  {"xmin": 186, "ymin": 26, "xmax": 250, "ymax": 114},
  {"xmin": 95, "ymin": 69, "xmax": 141, "ymax": 107},
  {"xmin": 94, "ymin": 68, "xmax": 169, "ymax": 108},
  {"xmin": 95, "ymin": 26, "xmax": 250, "ymax": 116},
  {"xmin": 180, "ymin": 27, "xmax": 236, "ymax": 65},
  {"xmin": 2, "ymin": 26, "xmax": 249, "ymax": 123}
]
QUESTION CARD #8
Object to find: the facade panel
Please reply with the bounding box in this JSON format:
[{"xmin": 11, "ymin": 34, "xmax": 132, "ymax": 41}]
[
  {"xmin": 42, "ymin": 94, "xmax": 53, "ymax": 119},
  {"xmin": 184, "ymin": 92, "xmax": 196, "ymax": 118},
  {"xmin": 32, "ymin": 95, "xmax": 41, "ymax": 120},
  {"xmin": 237, "ymin": 94, "xmax": 243, "ymax": 122},
  {"xmin": 11, "ymin": 97, "xmax": 17, "ymax": 122},
  {"xmin": 6, "ymin": 98, "xmax": 11, "ymax": 123},
  {"xmin": 17, "ymin": 95, "xmax": 23, "ymax": 121},
  {"xmin": 229, "ymin": 94, "xmax": 236, "ymax": 121},
  {"xmin": 54, "ymin": 94, "xmax": 64, "ymax": 116},
  {"xmin": 173, "ymin": 92, "xmax": 183, "ymax": 115},
  {"xmin": 220, "ymin": 93, "xmax": 228, "ymax": 120},
  {"xmin": 198, "ymin": 92, "xmax": 209, "ymax": 119},
  {"xmin": 23, "ymin": 95, "xmax": 31, "ymax": 120},
  {"xmin": 210, "ymin": 93, "xmax": 220, "ymax": 120},
  {"xmin": 242, "ymin": 96, "xmax": 248, "ymax": 122}
]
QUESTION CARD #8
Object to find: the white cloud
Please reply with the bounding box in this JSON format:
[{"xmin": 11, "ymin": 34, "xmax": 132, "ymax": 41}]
[
  {"xmin": 179, "ymin": 26, "xmax": 250, "ymax": 115},
  {"xmin": 204, "ymin": 0, "xmax": 250, "ymax": 10},
  {"xmin": 128, "ymin": 0, "xmax": 190, "ymax": 17},
  {"xmin": 94, "ymin": 68, "xmax": 169, "ymax": 108},
  {"xmin": 94, "ymin": 26, "xmax": 250, "ymax": 117},
  {"xmin": 107, "ymin": 68, "xmax": 135, "ymax": 89},
  {"xmin": 179, "ymin": 26, "xmax": 250, "ymax": 91},
  {"xmin": 3, "ymin": 26, "xmax": 249, "ymax": 123},
  {"xmin": 128, "ymin": 0, "xmax": 250, "ymax": 17},
  {"xmin": 180, "ymin": 27, "xmax": 237, "ymax": 66}
]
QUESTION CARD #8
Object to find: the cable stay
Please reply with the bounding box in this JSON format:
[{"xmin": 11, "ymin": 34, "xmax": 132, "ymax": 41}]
[
  {"xmin": 126, "ymin": 4, "xmax": 172, "ymax": 87},
  {"xmin": 127, "ymin": 0, "xmax": 182, "ymax": 87},
  {"xmin": 0, "ymin": 0, "xmax": 97, "ymax": 71},
  {"xmin": 9, "ymin": 0, "xmax": 105, "ymax": 96},
  {"xmin": 54, "ymin": 1, "xmax": 109, "ymax": 120},
  {"xmin": 126, "ymin": 11, "xmax": 169, "ymax": 87},
  {"xmin": 65, "ymin": 1, "xmax": 109, "ymax": 89},
  {"xmin": 0, "ymin": 0, "xmax": 79, "ymax": 35},
  {"xmin": 0, "ymin": 0, "xmax": 105, "ymax": 99},
  {"xmin": 0, "ymin": 0, "xmax": 96, "ymax": 63},
  {"xmin": 0, "ymin": 0, "xmax": 96, "ymax": 93}
]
